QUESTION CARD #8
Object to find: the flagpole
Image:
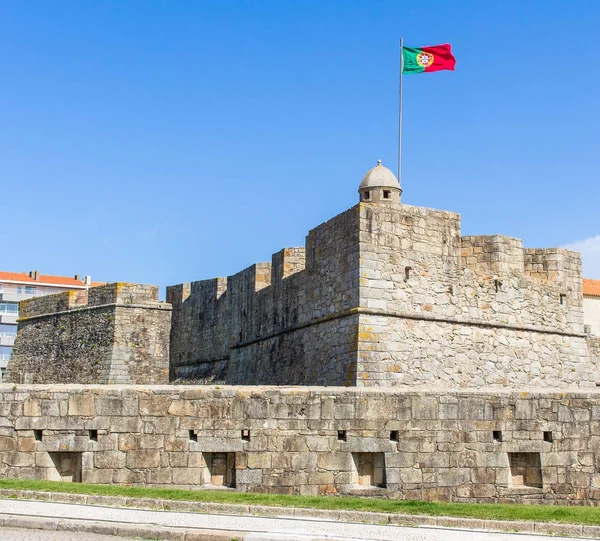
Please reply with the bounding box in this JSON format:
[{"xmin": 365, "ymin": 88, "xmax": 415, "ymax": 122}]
[{"xmin": 398, "ymin": 37, "xmax": 404, "ymax": 184}]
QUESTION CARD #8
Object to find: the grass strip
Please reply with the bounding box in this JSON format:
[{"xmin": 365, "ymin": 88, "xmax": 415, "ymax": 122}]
[{"xmin": 0, "ymin": 478, "xmax": 598, "ymax": 526}]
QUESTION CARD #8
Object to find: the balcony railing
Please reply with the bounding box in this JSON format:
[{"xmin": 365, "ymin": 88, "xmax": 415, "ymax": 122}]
[
  {"xmin": 0, "ymin": 334, "xmax": 16, "ymax": 346},
  {"xmin": 0, "ymin": 291, "xmax": 43, "ymax": 302}
]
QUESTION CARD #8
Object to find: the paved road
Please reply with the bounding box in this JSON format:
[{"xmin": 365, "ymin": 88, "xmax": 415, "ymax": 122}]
[
  {"xmin": 0, "ymin": 499, "xmax": 589, "ymax": 541},
  {"xmin": 0, "ymin": 528, "xmax": 134, "ymax": 540}
]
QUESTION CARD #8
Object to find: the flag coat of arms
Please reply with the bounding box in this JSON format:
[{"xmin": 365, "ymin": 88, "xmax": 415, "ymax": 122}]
[{"xmin": 402, "ymin": 44, "xmax": 456, "ymax": 74}]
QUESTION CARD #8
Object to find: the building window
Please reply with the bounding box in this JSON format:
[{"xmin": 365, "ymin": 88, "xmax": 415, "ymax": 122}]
[
  {"xmin": 363, "ymin": 191, "xmax": 370, "ymax": 201},
  {"xmin": 382, "ymin": 190, "xmax": 391, "ymax": 199},
  {"xmin": 0, "ymin": 303, "xmax": 18, "ymax": 314},
  {"xmin": 25, "ymin": 286, "xmax": 36, "ymax": 295},
  {"xmin": 0, "ymin": 325, "xmax": 17, "ymax": 337}
]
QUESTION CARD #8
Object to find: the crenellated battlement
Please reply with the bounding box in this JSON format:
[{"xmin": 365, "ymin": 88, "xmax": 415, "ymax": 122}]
[
  {"xmin": 271, "ymin": 247, "xmax": 306, "ymax": 283},
  {"xmin": 166, "ymin": 193, "xmax": 595, "ymax": 388},
  {"xmin": 19, "ymin": 289, "xmax": 89, "ymax": 319},
  {"xmin": 19, "ymin": 283, "xmax": 163, "ymax": 321},
  {"xmin": 461, "ymin": 235, "xmax": 525, "ymax": 274}
]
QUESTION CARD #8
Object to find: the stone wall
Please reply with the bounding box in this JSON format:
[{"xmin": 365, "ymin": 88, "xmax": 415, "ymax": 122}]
[
  {"xmin": 167, "ymin": 200, "xmax": 596, "ymax": 388},
  {"xmin": 6, "ymin": 284, "xmax": 171, "ymax": 385},
  {"xmin": 2, "ymin": 384, "xmax": 600, "ymax": 505},
  {"xmin": 588, "ymin": 335, "xmax": 600, "ymax": 363},
  {"xmin": 167, "ymin": 207, "xmax": 361, "ymax": 385},
  {"xmin": 356, "ymin": 203, "xmax": 594, "ymax": 388}
]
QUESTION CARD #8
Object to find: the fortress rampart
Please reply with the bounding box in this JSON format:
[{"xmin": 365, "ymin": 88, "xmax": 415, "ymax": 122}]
[
  {"xmin": 167, "ymin": 201, "xmax": 594, "ymax": 388},
  {"xmin": 2, "ymin": 384, "xmax": 600, "ymax": 504},
  {"xmin": 7, "ymin": 284, "xmax": 171, "ymax": 385}
]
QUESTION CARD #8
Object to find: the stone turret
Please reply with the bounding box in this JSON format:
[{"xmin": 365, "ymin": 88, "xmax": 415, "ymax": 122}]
[{"xmin": 358, "ymin": 160, "xmax": 402, "ymax": 203}]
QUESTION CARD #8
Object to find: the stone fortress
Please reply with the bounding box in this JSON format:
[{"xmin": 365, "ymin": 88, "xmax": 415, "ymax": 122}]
[{"xmin": 2, "ymin": 163, "xmax": 600, "ymax": 504}]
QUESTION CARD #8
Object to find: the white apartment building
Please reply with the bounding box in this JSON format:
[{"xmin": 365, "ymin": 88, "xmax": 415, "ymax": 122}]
[
  {"xmin": 584, "ymin": 278, "xmax": 600, "ymax": 337},
  {"xmin": 0, "ymin": 270, "xmax": 101, "ymax": 380}
]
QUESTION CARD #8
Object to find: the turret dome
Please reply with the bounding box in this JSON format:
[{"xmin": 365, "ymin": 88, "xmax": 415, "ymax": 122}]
[
  {"xmin": 359, "ymin": 160, "xmax": 400, "ymax": 191},
  {"xmin": 358, "ymin": 160, "xmax": 402, "ymax": 203}
]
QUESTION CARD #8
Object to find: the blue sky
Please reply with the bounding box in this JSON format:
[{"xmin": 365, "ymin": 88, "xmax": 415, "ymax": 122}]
[{"xmin": 2, "ymin": 0, "xmax": 599, "ymax": 293}]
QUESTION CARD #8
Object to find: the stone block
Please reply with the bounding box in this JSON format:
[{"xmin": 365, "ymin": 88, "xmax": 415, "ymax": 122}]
[
  {"xmin": 125, "ymin": 450, "xmax": 160, "ymax": 469},
  {"xmin": 68, "ymin": 394, "xmax": 95, "ymax": 417},
  {"xmin": 94, "ymin": 451, "xmax": 126, "ymax": 469},
  {"xmin": 317, "ymin": 452, "xmax": 352, "ymax": 471},
  {"xmin": 0, "ymin": 436, "xmax": 16, "ymax": 452},
  {"xmin": 291, "ymin": 452, "xmax": 317, "ymax": 471},
  {"xmin": 436, "ymin": 468, "xmax": 471, "ymax": 487},
  {"xmin": 172, "ymin": 467, "xmax": 203, "ymax": 485},
  {"xmin": 248, "ymin": 452, "xmax": 272, "ymax": 469},
  {"xmin": 23, "ymin": 399, "xmax": 42, "ymax": 417}
]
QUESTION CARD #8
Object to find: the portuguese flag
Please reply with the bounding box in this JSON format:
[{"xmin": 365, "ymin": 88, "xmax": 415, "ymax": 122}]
[{"xmin": 402, "ymin": 44, "xmax": 456, "ymax": 74}]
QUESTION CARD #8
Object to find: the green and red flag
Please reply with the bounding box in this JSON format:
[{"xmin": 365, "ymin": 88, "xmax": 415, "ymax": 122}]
[{"xmin": 402, "ymin": 44, "xmax": 456, "ymax": 74}]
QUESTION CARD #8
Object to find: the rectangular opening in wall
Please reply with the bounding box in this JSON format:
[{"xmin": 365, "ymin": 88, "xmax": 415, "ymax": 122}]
[
  {"xmin": 390, "ymin": 430, "xmax": 399, "ymax": 442},
  {"xmin": 383, "ymin": 190, "xmax": 390, "ymax": 199},
  {"xmin": 189, "ymin": 430, "xmax": 198, "ymax": 442},
  {"xmin": 203, "ymin": 452, "xmax": 236, "ymax": 488},
  {"xmin": 543, "ymin": 431, "xmax": 553, "ymax": 443},
  {"xmin": 337, "ymin": 430, "xmax": 347, "ymax": 442},
  {"xmin": 47, "ymin": 452, "xmax": 82, "ymax": 483},
  {"xmin": 241, "ymin": 429, "xmax": 250, "ymax": 442},
  {"xmin": 352, "ymin": 452, "xmax": 386, "ymax": 488},
  {"xmin": 508, "ymin": 452, "xmax": 542, "ymax": 488},
  {"xmin": 560, "ymin": 294, "xmax": 567, "ymax": 305},
  {"xmin": 88, "ymin": 430, "xmax": 98, "ymax": 442},
  {"xmin": 33, "ymin": 430, "xmax": 43, "ymax": 442},
  {"xmin": 493, "ymin": 430, "xmax": 502, "ymax": 442}
]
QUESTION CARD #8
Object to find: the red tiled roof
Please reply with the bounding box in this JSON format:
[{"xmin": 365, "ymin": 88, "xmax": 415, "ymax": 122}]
[
  {"xmin": 0, "ymin": 271, "xmax": 103, "ymax": 288},
  {"xmin": 583, "ymin": 279, "xmax": 600, "ymax": 298}
]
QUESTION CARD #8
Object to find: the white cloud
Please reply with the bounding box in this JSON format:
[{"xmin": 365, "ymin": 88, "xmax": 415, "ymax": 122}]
[{"xmin": 563, "ymin": 235, "xmax": 600, "ymax": 279}]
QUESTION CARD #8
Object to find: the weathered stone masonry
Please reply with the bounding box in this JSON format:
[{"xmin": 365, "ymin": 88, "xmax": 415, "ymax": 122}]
[
  {"xmin": 166, "ymin": 163, "xmax": 597, "ymax": 388},
  {"xmin": 7, "ymin": 284, "xmax": 171, "ymax": 385},
  {"xmin": 3, "ymin": 384, "xmax": 600, "ymax": 504}
]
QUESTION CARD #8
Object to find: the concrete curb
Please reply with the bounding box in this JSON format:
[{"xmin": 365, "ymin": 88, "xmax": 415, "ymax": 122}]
[
  {"xmin": 0, "ymin": 513, "xmax": 242, "ymax": 541},
  {"xmin": 0, "ymin": 489, "xmax": 598, "ymax": 539}
]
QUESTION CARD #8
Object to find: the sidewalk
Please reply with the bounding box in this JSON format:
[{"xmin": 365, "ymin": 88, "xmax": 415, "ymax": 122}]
[{"xmin": 0, "ymin": 491, "xmax": 595, "ymax": 541}]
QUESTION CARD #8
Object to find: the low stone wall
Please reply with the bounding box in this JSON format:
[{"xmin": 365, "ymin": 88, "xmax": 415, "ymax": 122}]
[{"xmin": 1, "ymin": 384, "xmax": 600, "ymax": 504}]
